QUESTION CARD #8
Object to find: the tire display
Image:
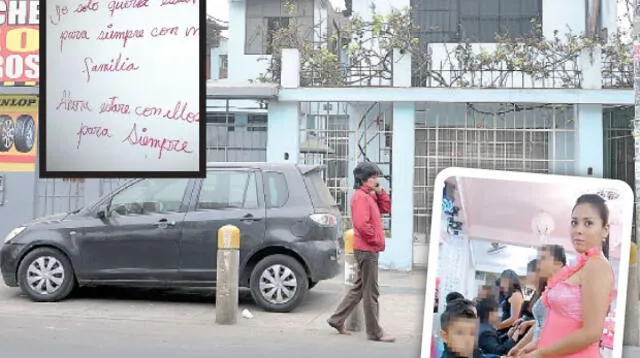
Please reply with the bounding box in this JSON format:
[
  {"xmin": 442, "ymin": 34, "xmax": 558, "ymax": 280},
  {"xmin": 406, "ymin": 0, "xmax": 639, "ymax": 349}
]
[
  {"xmin": 14, "ymin": 114, "xmax": 36, "ymax": 153},
  {"xmin": 0, "ymin": 115, "xmax": 14, "ymax": 152},
  {"xmin": 0, "ymin": 114, "xmax": 36, "ymax": 153}
]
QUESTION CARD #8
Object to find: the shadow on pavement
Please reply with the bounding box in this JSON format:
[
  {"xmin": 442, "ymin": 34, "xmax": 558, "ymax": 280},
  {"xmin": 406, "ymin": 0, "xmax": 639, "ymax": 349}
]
[{"xmin": 70, "ymin": 286, "xmax": 257, "ymax": 305}]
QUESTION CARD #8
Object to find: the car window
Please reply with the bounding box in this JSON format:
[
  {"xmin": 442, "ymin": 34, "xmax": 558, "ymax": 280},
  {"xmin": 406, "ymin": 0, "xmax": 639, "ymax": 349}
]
[
  {"xmin": 109, "ymin": 178, "xmax": 190, "ymax": 216},
  {"xmin": 264, "ymin": 171, "xmax": 288, "ymax": 208},
  {"xmin": 303, "ymin": 169, "xmax": 337, "ymax": 208},
  {"xmin": 197, "ymin": 171, "xmax": 259, "ymax": 210}
]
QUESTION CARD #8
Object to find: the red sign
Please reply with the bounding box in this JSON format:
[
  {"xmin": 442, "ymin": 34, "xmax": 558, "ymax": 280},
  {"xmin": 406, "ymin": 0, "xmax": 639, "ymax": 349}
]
[{"xmin": 0, "ymin": 0, "xmax": 39, "ymax": 85}]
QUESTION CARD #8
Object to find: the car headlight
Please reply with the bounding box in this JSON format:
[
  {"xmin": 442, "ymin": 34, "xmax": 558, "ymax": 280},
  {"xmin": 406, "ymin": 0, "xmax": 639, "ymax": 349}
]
[{"xmin": 4, "ymin": 226, "xmax": 25, "ymax": 243}]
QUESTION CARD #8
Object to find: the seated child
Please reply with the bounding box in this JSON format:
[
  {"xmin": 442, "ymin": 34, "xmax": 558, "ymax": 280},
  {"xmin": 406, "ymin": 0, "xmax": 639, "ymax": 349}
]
[{"xmin": 439, "ymin": 299, "xmax": 479, "ymax": 358}]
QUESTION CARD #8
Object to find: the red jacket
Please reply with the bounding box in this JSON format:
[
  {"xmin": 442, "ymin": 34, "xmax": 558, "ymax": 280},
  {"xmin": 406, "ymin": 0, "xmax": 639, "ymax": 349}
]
[{"xmin": 351, "ymin": 186, "xmax": 391, "ymax": 252}]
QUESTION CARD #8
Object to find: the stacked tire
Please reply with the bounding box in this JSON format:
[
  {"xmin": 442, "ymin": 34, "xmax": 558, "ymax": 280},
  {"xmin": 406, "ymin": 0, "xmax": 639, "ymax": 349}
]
[{"xmin": 0, "ymin": 114, "xmax": 36, "ymax": 153}]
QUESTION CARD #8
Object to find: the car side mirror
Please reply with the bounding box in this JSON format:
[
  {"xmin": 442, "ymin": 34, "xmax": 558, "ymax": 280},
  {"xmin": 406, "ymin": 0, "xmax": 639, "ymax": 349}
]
[{"xmin": 97, "ymin": 205, "xmax": 109, "ymax": 219}]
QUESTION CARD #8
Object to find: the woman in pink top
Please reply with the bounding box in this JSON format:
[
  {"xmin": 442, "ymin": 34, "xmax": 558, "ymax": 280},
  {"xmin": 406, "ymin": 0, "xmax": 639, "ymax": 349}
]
[{"xmin": 523, "ymin": 194, "xmax": 615, "ymax": 358}]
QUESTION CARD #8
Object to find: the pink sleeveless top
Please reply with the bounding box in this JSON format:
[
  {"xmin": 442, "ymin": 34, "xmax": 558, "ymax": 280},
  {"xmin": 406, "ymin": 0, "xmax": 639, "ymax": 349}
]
[{"xmin": 537, "ymin": 247, "xmax": 616, "ymax": 358}]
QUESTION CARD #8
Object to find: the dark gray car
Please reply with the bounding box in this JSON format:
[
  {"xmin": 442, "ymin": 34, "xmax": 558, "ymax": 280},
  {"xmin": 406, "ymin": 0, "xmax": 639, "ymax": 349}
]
[{"xmin": 1, "ymin": 163, "xmax": 342, "ymax": 312}]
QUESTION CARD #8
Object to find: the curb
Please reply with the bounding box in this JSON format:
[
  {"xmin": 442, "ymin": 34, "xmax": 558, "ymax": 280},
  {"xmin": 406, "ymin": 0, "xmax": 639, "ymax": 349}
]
[{"xmin": 624, "ymin": 345, "xmax": 640, "ymax": 355}]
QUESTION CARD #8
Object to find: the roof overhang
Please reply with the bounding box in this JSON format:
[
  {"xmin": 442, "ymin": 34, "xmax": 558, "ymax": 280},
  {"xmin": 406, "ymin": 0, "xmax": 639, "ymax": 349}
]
[{"xmin": 206, "ymin": 81, "xmax": 279, "ymax": 100}]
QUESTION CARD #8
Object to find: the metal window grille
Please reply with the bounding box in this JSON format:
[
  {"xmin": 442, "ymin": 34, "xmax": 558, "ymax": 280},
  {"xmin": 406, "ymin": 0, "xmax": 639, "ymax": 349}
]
[
  {"xmin": 206, "ymin": 100, "xmax": 268, "ymax": 162},
  {"xmin": 35, "ymin": 178, "xmax": 85, "ymax": 217},
  {"xmin": 413, "ymin": 102, "xmax": 577, "ymax": 244}
]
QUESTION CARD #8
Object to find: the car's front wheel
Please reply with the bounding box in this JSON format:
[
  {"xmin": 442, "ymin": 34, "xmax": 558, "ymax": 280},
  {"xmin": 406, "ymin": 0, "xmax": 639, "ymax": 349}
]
[
  {"xmin": 249, "ymin": 254, "xmax": 309, "ymax": 313},
  {"xmin": 17, "ymin": 247, "xmax": 76, "ymax": 302}
]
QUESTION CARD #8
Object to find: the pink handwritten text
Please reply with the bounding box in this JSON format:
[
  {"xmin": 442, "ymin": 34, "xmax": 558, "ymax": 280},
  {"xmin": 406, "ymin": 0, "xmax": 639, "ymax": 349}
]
[
  {"xmin": 108, "ymin": 0, "xmax": 150, "ymax": 17},
  {"xmin": 50, "ymin": 5, "xmax": 69, "ymax": 25},
  {"xmin": 60, "ymin": 30, "xmax": 91, "ymax": 52},
  {"xmin": 56, "ymin": 90, "xmax": 92, "ymax": 112},
  {"xmin": 97, "ymin": 24, "xmax": 145, "ymax": 48},
  {"xmin": 74, "ymin": 0, "xmax": 100, "ymax": 13},
  {"xmin": 82, "ymin": 53, "xmax": 141, "ymax": 83},
  {"xmin": 161, "ymin": 0, "xmax": 198, "ymax": 6},
  {"xmin": 99, "ymin": 96, "xmax": 131, "ymax": 114},
  {"xmin": 135, "ymin": 101, "xmax": 199, "ymax": 124},
  {"xmin": 184, "ymin": 26, "xmax": 199, "ymax": 37},
  {"xmin": 122, "ymin": 123, "xmax": 193, "ymax": 159},
  {"xmin": 76, "ymin": 123, "xmax": 113, "ymax": 149},
  {"xmin": 150, "ymin": 26, "xmax": 180, "ymax": 37}
]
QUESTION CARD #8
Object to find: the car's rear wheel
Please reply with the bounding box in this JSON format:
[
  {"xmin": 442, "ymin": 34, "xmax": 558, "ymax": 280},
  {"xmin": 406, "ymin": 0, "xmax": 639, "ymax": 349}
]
[
  {"xmin": 17, "ymin": 247, "xmax": 76, "ymax": 302},
  {"xmin": 249, "ymin": 254, "xmax": 308, "ymax": 313}
]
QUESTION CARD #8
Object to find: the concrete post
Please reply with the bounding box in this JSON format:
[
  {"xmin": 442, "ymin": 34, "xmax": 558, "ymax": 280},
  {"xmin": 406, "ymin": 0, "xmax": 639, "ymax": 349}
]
[
  {"xmin": 343, "ymin": 229, "xmax": 363, "ymax": 331},
  {"xmin": 215, "ymin": 225, "xmax": 240, "ymax": 325},
  {"xmin": 624, "ymin": 242, "xmax": 639, "ymax": 345}
]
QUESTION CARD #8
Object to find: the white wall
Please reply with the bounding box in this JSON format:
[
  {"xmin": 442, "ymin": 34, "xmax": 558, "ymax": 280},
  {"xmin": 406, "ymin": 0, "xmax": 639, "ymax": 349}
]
[{"xmin": 227, "ymin": 0, "xmax": 269, "ymax": 82}]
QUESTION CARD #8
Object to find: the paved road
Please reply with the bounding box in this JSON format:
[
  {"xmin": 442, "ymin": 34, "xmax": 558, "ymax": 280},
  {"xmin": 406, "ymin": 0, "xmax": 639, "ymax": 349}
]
[{"xmin": 0, "ymin": 276, "xmax": 424, "ymax": 358}]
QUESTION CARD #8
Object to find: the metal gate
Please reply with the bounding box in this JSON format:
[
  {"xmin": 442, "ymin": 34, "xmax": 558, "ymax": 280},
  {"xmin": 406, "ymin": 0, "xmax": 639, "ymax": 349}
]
[
  {"xmin": 35, "ymin": 178, "xmax": 85, "ymax": 217},
  {"xmin": 298, "ymin": 101, "xmax": 392, "ymax": 231},
  {"xmin": 413, "ymin": 102, "xmax": 578, "ymax": 245},
  {"xmin": 603, "ymin": 106, "xmax": 635, "ymax": 190},
  {"xmin": 206, "ymin": 99, "xmax": 268, "ymax": 162}
]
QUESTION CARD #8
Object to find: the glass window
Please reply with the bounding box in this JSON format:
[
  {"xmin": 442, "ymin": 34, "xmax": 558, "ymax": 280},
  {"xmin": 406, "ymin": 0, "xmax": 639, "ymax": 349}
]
[
  {"xmin": 197, "ymin": 171, "xmax": 259, "ymax": 210},
  {"xmin": 109, "ymin": 179, "xmax": 190, "ymax": 216},
  {"xmin": 264, "ymin": 171, "xmax": 289, "ymax": 208}
]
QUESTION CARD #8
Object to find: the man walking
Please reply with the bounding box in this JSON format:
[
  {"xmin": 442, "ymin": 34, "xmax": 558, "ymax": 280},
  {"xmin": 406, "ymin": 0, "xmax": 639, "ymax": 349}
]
[{"xmin": 327, "ymin": 162, "xmax": 395, "ymax": 342}]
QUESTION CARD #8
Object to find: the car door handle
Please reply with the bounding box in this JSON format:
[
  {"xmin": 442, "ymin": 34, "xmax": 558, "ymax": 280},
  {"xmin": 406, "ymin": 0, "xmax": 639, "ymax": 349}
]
[
  {"xmin": 240, "ymin": 214, "xmax": 261, "ymax": 223},
  {"xmin": 156, "ymin": 218, "xmax": 176, "ymax": 228}
]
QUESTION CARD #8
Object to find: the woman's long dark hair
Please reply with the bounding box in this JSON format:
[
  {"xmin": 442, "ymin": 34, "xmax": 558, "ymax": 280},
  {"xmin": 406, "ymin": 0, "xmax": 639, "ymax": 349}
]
[
  {"xmin": 499, "ymin": 269, "xmax": 522, "ymax": 297},
  {"xmin": 574, "ymin": 194, "xmax": 610, "ymax": 259}
]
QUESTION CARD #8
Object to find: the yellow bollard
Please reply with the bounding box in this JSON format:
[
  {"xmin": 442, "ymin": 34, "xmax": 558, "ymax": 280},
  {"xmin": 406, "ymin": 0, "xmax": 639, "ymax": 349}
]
[
  {"xmin": 624, "ymin": 242, "xmax": 639, "ymax": 345},
  {"xmin": 344, "ymin": 229, "xmax": 363, "ymax": 332},
  {"xmin": 215, "ymin": 225, "xmax": 241, "ymax": 325}
]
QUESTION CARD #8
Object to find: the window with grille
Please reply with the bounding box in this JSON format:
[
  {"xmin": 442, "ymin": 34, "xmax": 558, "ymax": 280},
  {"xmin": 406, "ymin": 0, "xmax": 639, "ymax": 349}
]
[{"xmin": 410, "ymin": 0, "xmax": 542, "ymax": 43}]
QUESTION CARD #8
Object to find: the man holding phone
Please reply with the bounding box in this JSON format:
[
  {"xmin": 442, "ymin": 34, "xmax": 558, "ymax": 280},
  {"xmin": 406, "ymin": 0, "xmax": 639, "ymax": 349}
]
[{"xmin": 327, "ymin": 161, "xmax": 395, "ymax": 342}]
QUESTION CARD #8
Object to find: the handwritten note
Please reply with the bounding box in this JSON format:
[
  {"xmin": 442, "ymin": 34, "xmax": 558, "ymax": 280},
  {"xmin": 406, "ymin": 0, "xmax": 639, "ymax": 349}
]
[{"xmin": 44, "ymin": 0, "xmax": 201, "ymax": 174}]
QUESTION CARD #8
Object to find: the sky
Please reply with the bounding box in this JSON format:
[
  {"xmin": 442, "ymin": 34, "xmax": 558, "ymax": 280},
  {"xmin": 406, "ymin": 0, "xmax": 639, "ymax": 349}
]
[{"xmin": 208, "ymin": 0, "xmax": 344, "ymax": 20}]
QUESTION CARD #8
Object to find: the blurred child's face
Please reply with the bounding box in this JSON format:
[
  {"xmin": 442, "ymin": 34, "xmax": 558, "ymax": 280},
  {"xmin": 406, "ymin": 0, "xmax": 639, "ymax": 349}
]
[
  {"xmin": 441, "ymin": 318, "xmax": 477, "ymax": 358},
  {"xmin": 489, "ymin": 310, "xmax": 500, "ymax": 326}
]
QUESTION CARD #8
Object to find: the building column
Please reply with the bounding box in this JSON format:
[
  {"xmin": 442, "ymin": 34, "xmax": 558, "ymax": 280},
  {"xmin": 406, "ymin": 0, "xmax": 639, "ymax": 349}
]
[
  {"xmin": 574, "ymin": 45, "xmax": 603, "ymax": 178},
  {"xmin": 266, "ymin": 101, "xmax": 300, "ymax": 163},
  {"xmin": 379, "ymin": 101, "xmax": 415, "ymax": 271},
  {"xmin": 575, "ymin": 104, "xmax": 604, "ymax": 178},
  {"xmin": 266, "ymin": 49, "xmax": 301, "ymax": 163}
]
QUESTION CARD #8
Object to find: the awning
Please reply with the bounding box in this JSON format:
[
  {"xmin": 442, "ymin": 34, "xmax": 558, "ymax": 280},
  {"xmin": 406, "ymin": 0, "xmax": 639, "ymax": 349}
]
[{"xmin": 206, "ymin": 81, "xmax": 279, "ymax": 100}]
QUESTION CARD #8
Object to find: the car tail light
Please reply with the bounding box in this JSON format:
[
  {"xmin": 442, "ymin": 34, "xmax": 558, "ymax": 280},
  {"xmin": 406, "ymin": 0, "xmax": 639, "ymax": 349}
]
[{"xmin": 309, "ymin": 214, "xmax": 338, "ymax": 227}]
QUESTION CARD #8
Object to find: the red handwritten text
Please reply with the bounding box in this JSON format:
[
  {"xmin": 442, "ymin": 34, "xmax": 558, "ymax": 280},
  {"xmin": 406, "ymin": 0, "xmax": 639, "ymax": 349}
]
[
  {"xmin": 60, "ymin": 30, "xmax": 91, "ymax": 52},
  {"xmin": 122, "ymin": 123, "xmax": 193, "ymax": 159},
  {"xmin": 50, "ymin": 5, "xmax": 69, "ymax": 25},
  {"xmin": 184, "ymin": 26, "xmax": 199, "ymax": 37},
  {"xmin": 56, "ymin": 90, "xmax": 92, "ymax": 112},
  {"xmin": 76, "ymin": 123, "xmax": 113, "ymax": 149},
  {"xmin": 96, "ymin": 24, "xmax": 145, "ymax": 48},
  {"xmin": 161, "ymin": 0, "xmax": 198, "ymax": 6},
  {"xmin": 99, "ymin": 96, "xmax": 131, "ymax": 114},
  {"xmin": 75, "ymin": 0, "xmax": 100, "ymax": 13},
  {"xmin": 151, "ymin": 26, "xmax": 180, "ymax": 37},
  {"xmin": 135, "ymin": 101, "xmax": 199, "ymax": 124},
  {"xmin": 108, "ymin": 0, "xmax": 150, "ymax": 17},
  {"xmin": 82, "ymin": 54, "xmax": 140, "ymax": 83}
]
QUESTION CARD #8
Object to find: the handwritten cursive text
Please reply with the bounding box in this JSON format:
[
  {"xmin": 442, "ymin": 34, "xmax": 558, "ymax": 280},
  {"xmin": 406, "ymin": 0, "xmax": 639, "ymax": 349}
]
[
  {"xmin": 97, "ymin": 24, "xmax": 145, "ymax": 48},
  {"xmin": 56, "ymin": 90, "xmax": 92, "ymax": 112},
  {"xmin": 99, "ymin": 96, "xmax": 131, "ymax": 114},
  {"xmin": 76, "ymin": 123, "xmax": 113, "ymax": 149},
  {"xmin": 60, "ymin": 30, "xmax": 91, "ymax": 52},
  {"xmin": 122, "ymin": 123, "xmax": 193, "ymax": 159},
  {"xmin": 108, "ymin": 0, "xmax": 150, "ymax": 17},
  {"xmin": 82, "ymin": 54, "xmax": 140, "ymax": 83}
]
